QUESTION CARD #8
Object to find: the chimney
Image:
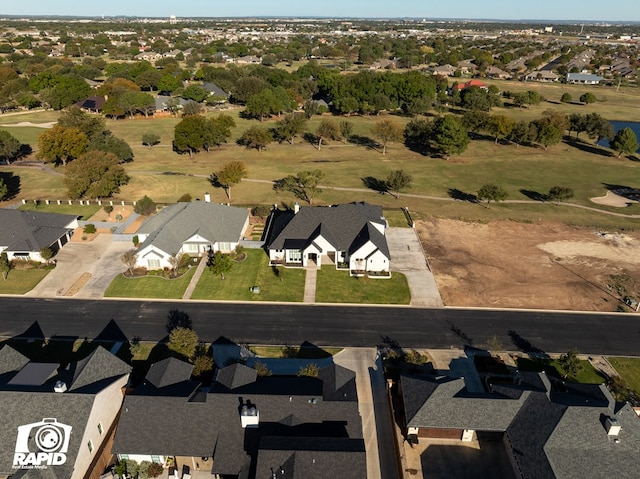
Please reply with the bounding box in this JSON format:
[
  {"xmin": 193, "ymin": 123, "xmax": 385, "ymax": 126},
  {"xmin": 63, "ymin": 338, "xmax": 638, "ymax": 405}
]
[
  {"xmin": 54, "ymin": 381, "xmax": 67, "ymax": 393},
  {"xmin": 294, "ymin": 202, "xmax": 300, "ymax": 214},
  {"xmin": 240, "ymin": 404, "xmax": 259, "ymax": 428},
  {"xmin": 606, "ymin": 417, "xmax": 622, "ymax": 437},
  {"xmin": 204, "ymin": 192, "xmax": 211, "ymax": 203}
]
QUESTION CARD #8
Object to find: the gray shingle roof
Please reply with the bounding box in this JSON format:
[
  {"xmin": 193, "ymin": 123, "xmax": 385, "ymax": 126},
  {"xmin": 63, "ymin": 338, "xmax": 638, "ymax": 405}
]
[
  {"xmin": 268, "ymin": 202, "xmax": 388, "ymax": 256},
  {"xmin": 0, "ymin": 345, "xmax": 30, "ymax": 376},
  {"xmin": 0, "ymin": 209, "xmax": 76, "ymax": 253},
  {"xmin": 216, "ymin": 363, "xmax": 258, "ymax": 390},
  {"xmin": 202, "ymin": 82, "xmax": 229, "ymax": 97},
  {"xmin": 68, "ymin": 346, "xmax": 132, "ymax": 392},
  {"xmin": 144, "ymin": 357, "xmax": 193, "ymax": 389},
  {"xmin": 137, "ymin": 202, "xmax": 249, "ymax": 256}
]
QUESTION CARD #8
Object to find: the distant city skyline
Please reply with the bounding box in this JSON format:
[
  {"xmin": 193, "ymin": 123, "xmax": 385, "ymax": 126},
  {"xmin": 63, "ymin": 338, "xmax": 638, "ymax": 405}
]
[{"xmin": 1, "ymin": 0, "xmax": 639, "ymax": 22}]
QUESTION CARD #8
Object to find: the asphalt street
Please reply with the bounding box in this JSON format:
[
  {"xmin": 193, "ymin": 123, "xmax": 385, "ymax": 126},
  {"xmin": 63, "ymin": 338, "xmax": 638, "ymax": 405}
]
[{"xmin": 1, "ymin": 298, "xmax": 639, "ymax": 356}]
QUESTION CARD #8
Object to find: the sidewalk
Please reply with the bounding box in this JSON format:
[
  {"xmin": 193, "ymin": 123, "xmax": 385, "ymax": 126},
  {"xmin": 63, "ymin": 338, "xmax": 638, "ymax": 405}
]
[
  {"xmin": 182, "ymin": 256, "xmax": 208, "ymax": 300},
  {"xmin": 303, "ymin": 266, "xmax": 317, "ymax": 303}
]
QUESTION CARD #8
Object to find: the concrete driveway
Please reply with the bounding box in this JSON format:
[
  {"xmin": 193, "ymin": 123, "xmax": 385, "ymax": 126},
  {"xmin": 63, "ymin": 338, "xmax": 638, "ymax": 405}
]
[
  {"xmin": 386, "ymin": 227, "xmax": 443, "ymax": 307},
  {"xmin": 27, "ymin": 235, "xmax": 132, "ymax": 299}
]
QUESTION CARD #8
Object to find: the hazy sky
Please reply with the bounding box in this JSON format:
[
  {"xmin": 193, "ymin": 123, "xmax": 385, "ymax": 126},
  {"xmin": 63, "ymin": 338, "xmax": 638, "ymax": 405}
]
[{"xmin": 2, "ymin": 0, "xmax": 639, "ymax": 21}]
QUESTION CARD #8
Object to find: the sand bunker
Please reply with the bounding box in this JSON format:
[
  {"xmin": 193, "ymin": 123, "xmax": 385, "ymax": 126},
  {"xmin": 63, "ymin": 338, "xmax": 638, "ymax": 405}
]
[
  {"xmin": 590, "ymin": 191, "xmax": 638, "ymax": 208},
  {"xmin": 0, "ymin": 121, "xmax": 55, "ymax": 128},
  {"xmin": 539, "ymin": 233, "xmax": 640, "ymax": 264}
]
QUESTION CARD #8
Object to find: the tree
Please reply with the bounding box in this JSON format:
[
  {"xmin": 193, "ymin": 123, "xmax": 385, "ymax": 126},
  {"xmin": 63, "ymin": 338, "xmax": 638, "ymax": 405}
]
[
  {"xmin": 339, "ymin": 120, "xmax": 353, "ymax": 143},
  {"xmin": 547, "ymin": 186, "xmax": 574, "ymax": 203},
  {"xmin": 208, "ymin": 251, "xmax": 233, "ymax": 279},
  {"xmin": 38, "ymin": 125, "xmax": 88, "ymax": 166},
  {"xmin": 404, "ymin": 117, "xmax": 433, "ymax": 153},
  {"xmin": 182, "ymin": 100, "xmax": 204, "ymax": 116},
  {"xmin": 182, "ymin": 84, "xmax": 209, "ymax": 103},
  {"xmin": 121, "ymin": 249, "xmax": 137, "ymax": 276},
  {"xmin": 88, "ymin": 131, "xmax": 134, "ymax": 163},
  {"xmin": 39, "ymin": 247, "xmax": 54, "ymax": 264},
  {"xmin": 273, "ymin": 113, "xmax": 307, "ymax": 145},
  {"xmin": 584, "ymin": 113, "xmax": 614, "ymax": 144},
  {"xmin": 254, "ymin": 361, "xmax": 273, "ymax": 377},
  {"xmin": 168, "ymin": 326, "xmax": 199, "ymax": 359},
  {"xmin": 507, "ymin": 120, "xmax": 530, "ymax": 147},
  {"xmin": 192, "ymin": 353, "xmax": 213, "ymax": 377},
  {"xmin": 63, "ymin": 151, "xmax": 129, "ymax": 199},
  {"xmin": 142, "ymin": 133, "xmax": 160, "ymax": 149},
  {"xmin": 487, "ymin": 115, "xmax": 515, "ymax": 144},
  {"xmin": 237, "ymin": 126, "xmax": 272, "ymax": 151},
  {"xmin": 580, "ymin": 92, "xmax": 597, "ymax": 104},
  {"xmin": 431, "ymin": 115, "xmax": 470, "ymax": 159},
  {"xmin": 477, "ymin": 184, "xmax": 508, "ymax": 203},
  {"xmin": 371, "ymin": 118, "xmax": 404, "ymax": 155},
  {"xmin": 134, "ymin": 195, "xmax": 157, "ymax": 215},
  {"xmin": 297, "ymin": 363, "xmax": 319, "ymax": 378},
  {"xmin": 57, "ymin": 106, "xmax": 105, "ymax": 140},
  {"xmin": 558, "ymin": 348, "xmax": 581, "ymax": 379},
  {"xmin": 210, "ymin": 161, "xmax": 248, "ymax": 200},
  {"xmin": 168, "ymin": 253, "xmax": 183, "ymax": 276},
  {"xmin": 610, "ymin": 127, "xmax": 639, "ymax": 158},
  {"xmin": 316, "ymin": 118, "xmax": 341, "ymax": 150},
  {"xmin": 534, "ymin": 123, "xmax": 561, "ymax": 151},
  {"xmin": 0, "ymin": 178, "xmax": 7, "ymax": 201},
  {"xmin": 386, "ymin": 170, "xmax": 412, "ymax": 198},
  {"xmin": 0, "ymin": 252, "xmax": 10, "ymax": 281},
  {"xmin": 173, "ymin": 115, "xmax": 207, "ymax": 157},
  {"xmin": 0, "ymin": 130, "xmax": 21, "ymax": 164},
  {"xmin": 561, "ymin": 93, "xmax": 573, "ymax": 103},
  {"xmin": 203, "ymin": 114, "xmax": 235, "ymax": 151},
  {"xmin": 273, "ymin": 170, "xmax": 325, "ymax": 204}
]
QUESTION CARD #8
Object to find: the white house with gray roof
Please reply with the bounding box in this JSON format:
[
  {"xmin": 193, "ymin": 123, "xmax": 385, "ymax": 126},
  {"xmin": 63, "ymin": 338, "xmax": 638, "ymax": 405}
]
[
  {"xmin": 135, "ymin": 201, "xmax": 249, "ymax": 270},
  {"xmin": 0, "ymin": 209, "xmax": 78, "ymax": 262},
  {"xmin": 266, "ymin": 202, "xmax": 390, "ymax": 276}
]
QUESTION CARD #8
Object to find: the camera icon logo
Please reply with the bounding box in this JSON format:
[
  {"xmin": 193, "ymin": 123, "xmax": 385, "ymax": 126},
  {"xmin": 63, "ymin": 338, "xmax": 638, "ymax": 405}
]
[{"xmin": 13, "ymin": 418, "xmax": 72, "ymax": 469}]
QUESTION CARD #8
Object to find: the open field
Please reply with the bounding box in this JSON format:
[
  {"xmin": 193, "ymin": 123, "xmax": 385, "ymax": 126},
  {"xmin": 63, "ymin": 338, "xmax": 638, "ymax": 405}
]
[{"xmin": 420, "ymin": 217, "xmax": 640, "ymax": 311}]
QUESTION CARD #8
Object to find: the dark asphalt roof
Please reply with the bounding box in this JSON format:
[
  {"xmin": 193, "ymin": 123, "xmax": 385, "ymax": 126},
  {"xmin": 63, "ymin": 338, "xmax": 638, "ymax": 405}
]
[
  {"xmin": 144, "ymin": 357, "xmax": 193, "ymax": 389},
  {"xmin": 216, "ymin": 363, "xmax": 257, "ymax": 390},
  {"xmin": 0, "ymin": 209, "xmax": 76, "ymax": 253},
  {"xmin": 0, "ymin": 345, "xmax": 29, "ymax": 379},
  {"xmin": 267, "ymin": 202, "xmax": 388, "ymax": 257}
]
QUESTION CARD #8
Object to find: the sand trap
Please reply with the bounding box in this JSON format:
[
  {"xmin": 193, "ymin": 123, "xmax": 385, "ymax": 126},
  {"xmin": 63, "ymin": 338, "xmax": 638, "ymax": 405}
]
[
  {"xmin": 590, "ymin": 191, "xmax": 637, "ymax": 207},
  {"xmin": 539, "ymin": 234, "xmax": 640, "ymax": 264},
  {"xmin": 0, "ymin": 121, "xmax": 55, "ymax": 128}
]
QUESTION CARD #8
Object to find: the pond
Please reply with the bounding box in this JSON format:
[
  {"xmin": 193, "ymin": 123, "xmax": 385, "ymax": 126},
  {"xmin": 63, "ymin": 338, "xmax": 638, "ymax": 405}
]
[{"xmin": 597, "ymin": 121, "xmax": 640, "ymax": 152}]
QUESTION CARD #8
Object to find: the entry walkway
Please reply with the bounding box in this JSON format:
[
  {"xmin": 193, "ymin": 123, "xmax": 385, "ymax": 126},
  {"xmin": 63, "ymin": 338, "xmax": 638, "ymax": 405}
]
[
  {"xmin": 386, "ymin": 227, "xmax": 443, "ymax": 308},
  {"xmin": 303, "ymin": 266, "xmax": 317, "ymax": 303},
  {"xmin": 182, "ymin": 256, "xmax": 208, "ymax": 300}
]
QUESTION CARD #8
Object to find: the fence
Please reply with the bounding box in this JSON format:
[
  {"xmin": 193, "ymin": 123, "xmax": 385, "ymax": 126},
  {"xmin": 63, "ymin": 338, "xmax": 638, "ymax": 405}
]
[{"xmin": 239, "ymin": 239, "xmax": 265, "ymax": 249}]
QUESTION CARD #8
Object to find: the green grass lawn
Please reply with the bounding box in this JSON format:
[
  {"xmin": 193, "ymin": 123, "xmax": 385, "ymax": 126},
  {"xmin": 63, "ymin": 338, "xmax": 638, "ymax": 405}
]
[
  {"xmin": 384, "ymin": 208, "xmax": 412, "ymax": 227},
  {"xmin": 315, "ymin": 268, "xmax": 411, "ymax": 304},
  {"xmin": 251, "ymin": 345, "xmax": 343, "ymax": 358},
  {"xmin": 0, "ymin": 268, "xmax": 51, "ymax": 294},
  {"xmin": 104, "ymin": 267, "xmax": 196, "ymax": 299},
  {"xmin": 191, "ymin": 249, "xmax": 305, "ymax": 302},
  {"xmin": 18, "ymin": 203, "xmax": 100, "ymax": 220},
  {"xmin": 607, "ymin": 357, "xmax": 640, "ymax": 397},
  {"xmin": 516, "ymin": 357, "xmax": 606, "ymax": 384}
]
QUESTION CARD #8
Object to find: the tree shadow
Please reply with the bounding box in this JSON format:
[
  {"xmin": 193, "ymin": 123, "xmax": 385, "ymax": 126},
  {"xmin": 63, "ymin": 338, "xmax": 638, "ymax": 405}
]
[
  {"xmin": 446, "ymin": 320, "xmax": 474, "ymax": 346},
  {"xmin": 564, "ymin": 137, "xmax": 612, "ymax": 158},
  {"xmin": 508, "ymin": 330, "xmax": 550, "ymax": 362},
  {"xmin": 166, "ymin": 309, "xmax": 192, "ymax": 333},
  {"xmin": 0, "ymin": 171, "xmax": 21, "ymax": 199},
  {"xmin": 519, "ymin": 189, "xmax": 547, "ymax": 202},
  {"xmin": 601, "ymin": 183, "xmax": 640, "ymax": 201},
  {"xmin": 302, "ymin": 132, "xmax": 319, "ymax": 148},
  {"xmin": 16, "ymin": 144, "xmax": 32, "ymax": 161},
  {"xmin": 362, "ymin": 176, "xmax": 388, "ymax": 194},
  {"xmin": 448, "ymin": 188, "xmax": 478, "ymax": 203},
  {"xmin": 349, "ymin": 134, "xmax": 380, "ymax": 151}
]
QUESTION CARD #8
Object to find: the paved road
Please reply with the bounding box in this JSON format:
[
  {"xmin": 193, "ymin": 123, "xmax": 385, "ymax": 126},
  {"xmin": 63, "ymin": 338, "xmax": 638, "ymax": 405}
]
[{"xmin": 1, "ymin": 298, "xmax": 639, "ymax": 356}]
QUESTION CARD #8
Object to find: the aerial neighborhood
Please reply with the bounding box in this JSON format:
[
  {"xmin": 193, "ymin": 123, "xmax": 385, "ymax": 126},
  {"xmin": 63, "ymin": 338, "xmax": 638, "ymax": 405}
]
[{"xmin": 1, "ymin": 9, "xmax": 640, "ymax": 479}]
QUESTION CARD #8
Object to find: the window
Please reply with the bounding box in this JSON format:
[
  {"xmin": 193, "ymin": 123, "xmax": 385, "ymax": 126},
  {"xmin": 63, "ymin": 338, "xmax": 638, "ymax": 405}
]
[
  {"xmin": 219, "ymin": 242, "xmax": 231, "ymax": 252},
  {"xmin": 87, "ymin": 440, "xmax": 94, "ymax": 453},
  {"xmin": 185, "ymin": 243, "xmax": 198, "ymax": 253},
  {"xmin": 151, "ymin": 455, "xmax": 162, "ymax": 464},
  {"xmin": 287, "ymin": 250, "xmax": 302, "ymax": 263},
  {"xmin": 147, "ymin": 258, "xmax": 160, "ymax": 269},
  {"xmin": 97, "ymin": 422, "xmax": 103, "ymax": 435}
]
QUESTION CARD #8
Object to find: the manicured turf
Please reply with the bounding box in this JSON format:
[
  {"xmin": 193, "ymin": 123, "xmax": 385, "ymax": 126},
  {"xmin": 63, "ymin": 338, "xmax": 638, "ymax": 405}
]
[
  {"xmin": 251, "ymin": 346, "xmax": 343, "ymax": 358},
  {"xmin": 18, "ymin": 203, "xmax": 100, "ymax": 220},
  {"xmin": 315, "ymin": 268, "xmax": 411, "ymax": 304},
  {"xmin": 516, "ymin": 357, "xmax": 606, "ymax": 384},
  {"xmin": 191, "ymin": 249, "xmax": 306, "ymax": 302},
  {"xmin": 607, "ymin": 357, "xmax": 640, "ymax": 397},
  {"xmin": 104, "ymin": 267, "xmax": 196, "ymax": 299},
  {"xmin": 0, "ymin": 268, "xmax": 51, "ymax": 294}
]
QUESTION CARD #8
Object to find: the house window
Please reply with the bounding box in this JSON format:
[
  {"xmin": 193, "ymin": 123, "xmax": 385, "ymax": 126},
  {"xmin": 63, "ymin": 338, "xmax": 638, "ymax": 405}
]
[
  {"xmin": 151, "ymin": 455, "xmax": 161, "ymax": 464},
  {"xmin": 97, "ymin": 422, "xmax": 103, "ymax": 435},
  {"xmin": 185, "ymin": 243, "xmax": 198, "ymax": 253},
  {"xmin": 119, "ymin": 454, "xmax": 129, "ymax": 461},
  {"xmin": 87, "ymin": 440, "xmax": 94, "ymax": 453},
  {"xmin": 147, "ymin": 258, "xmax": 160, "ymax": 269},
  {"xmin": 288, "ymin": 250, "xmax": 302, "ymax": 262},
  {"xmin": 219, "ymin": 242, "xmax": 231, "ymax": 252}
]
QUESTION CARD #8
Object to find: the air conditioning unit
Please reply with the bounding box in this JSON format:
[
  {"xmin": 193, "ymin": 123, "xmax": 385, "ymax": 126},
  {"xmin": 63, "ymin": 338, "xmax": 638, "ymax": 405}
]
[{"xmin": 54, "ymin": 381, "xmax": 67, "ymax": 393}]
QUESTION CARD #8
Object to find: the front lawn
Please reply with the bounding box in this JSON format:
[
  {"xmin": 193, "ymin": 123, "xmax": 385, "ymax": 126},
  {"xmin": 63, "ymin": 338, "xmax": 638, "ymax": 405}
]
[
  {"xmin": 315, "ymin": 268, "xmax": 410, "ymax": 304},
  {"xmin": 607, "ymin": 357, "xmax": 640, "ymax": 397},
  {"xmin": 191, "ymin": 249, "xmax": 305, "ymax": 302},
  {"xmin": 0, "ymin": 268, "xmax": 51, "ymax": 294},
  {"xmin": 516, "ymin": 357, "xmax": 605, "ymax": 384},
  {"xmin": 104, "ymin": 267, "xmax": 196, "ymax": 299}
]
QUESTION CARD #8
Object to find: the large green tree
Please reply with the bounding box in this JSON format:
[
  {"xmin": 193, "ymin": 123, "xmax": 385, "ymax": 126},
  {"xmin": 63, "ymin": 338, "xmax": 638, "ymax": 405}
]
[
  {"xmin": 316, "ymin": 119, "xmax": 341, "ymax": 150},
  {"xmin": 203, "ymin": 114, "xmax": 235, "ymax": 151},
  {"xmin": 57, "ymin": 106, "xmax": 105, "ymax": 140},
  {"xmin": 371, "ymin": 118, "xmax": 404, "ymax": 155},
  {"xmin": 0, "ymin": 130, "xmax": 21, "ymax": 164},
  {"xmin": 210, "ymin": 161, "xmax": 248, "ymax": 200},
  {"xmin": 237, "ymin": 126, "xmax": 272, "ymax": 151},
  {"xmin": 487, "ymin": 115, "xmax": 515, "ymax": 144},
  {"xmin": 63, "ymin": 150, "xmax": 129, "ymax": 199},
  {"xmin": 168, "ymin": 326, "xmax": 199, "ymax": 359},
  {"xmin": 208, "ymin": 251, "xmax": 233, "ymax": 280},
  {"xmin": 610, "ymin": 127, "xmax": 639, "ymax": 158},
  {"xmin": 431, "ymin": 115, "xmax": 470, "ymax": 159},
  {"xmin": 273, "ymin": 170, "xmax": 325, "ymax": 204},
  {"xmin": 386, "ymin": 170, "xmax": 412, "ymax": 198},
  {"xmin": 477, "ymin": 184, "xmax": 508, "ymax": 203},
  {"xmin": 38, "ymin": 125, "xmax": 88, "ymax": 166},
  {"xmin": 88, "ymin": 131, "xmax": 133, "ymax": 163},
  {"xmin": 173, "ymin": 115, "xmax": 207, "ymax": 157},
  {"xmin": 273, "ymin": 113, "xmax": 307, "ymax": 145}
]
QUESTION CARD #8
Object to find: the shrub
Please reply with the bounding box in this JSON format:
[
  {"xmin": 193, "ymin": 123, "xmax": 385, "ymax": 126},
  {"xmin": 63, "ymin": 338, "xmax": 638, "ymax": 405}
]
[
  {"xmin": 177, "ymin": 193, "xmax": 192, "ymax": 202},
  {"xmin": 132, "ymin": 235, "xmax": 139, "ymax": 246},
  {"xmin": 83, "ymin": 224, "xmax": 96, "ymax": 234},
  {"xmin": 147, "ymin": 463, "xmax": 164, "ymax": 478},
  {"xmin": 134, "ymin": 195, "xmax": 157, "ymax": 215},
  {"xmin": 297, "ymin": 363, "xmax": 319, "ymax": 378},
  {"xmin": 560, "ymin": 93, "xmax": 572, "ymax": 103},
  {"xmin": 254, "ymin": 361, "xmax": 272, "ymax": 377},
  {"xmin": 252, "ymin": 204, "xmax": 272, "ymax": 218},
  {"xmin": 193, "ymin": 353, "xmax": 213, "ymax": 377},
  {"xmin": 103, "ymin": 205, "xmax": 113, "ymax": 214}
]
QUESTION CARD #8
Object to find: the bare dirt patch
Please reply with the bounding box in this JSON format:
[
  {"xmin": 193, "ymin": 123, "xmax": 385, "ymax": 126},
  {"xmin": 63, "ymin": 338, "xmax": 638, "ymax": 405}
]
[
  {"xmin": 418, "ymin": 218, "xmax": 640, "ymax": 312},
  {"xmin": 88, "ymin": 205, "xmax": 134, "ymax": 222}
]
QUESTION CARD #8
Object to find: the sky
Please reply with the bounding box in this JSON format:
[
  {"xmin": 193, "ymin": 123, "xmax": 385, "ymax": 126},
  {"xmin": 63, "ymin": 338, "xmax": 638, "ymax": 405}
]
[{"xmin": 1, "ymin": 0, "xmax": 639, "ymax": 22}]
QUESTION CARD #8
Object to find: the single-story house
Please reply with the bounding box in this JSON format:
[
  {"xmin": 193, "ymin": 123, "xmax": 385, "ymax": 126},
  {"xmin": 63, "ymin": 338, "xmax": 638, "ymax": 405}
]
[
  {"xmin": 134, "ymin": 201, "xmax": 249, "ymax": 270},
  {"xmin": 432, "ymin": 64, "xmax": 457, "ymax": 76},
  {"xmin": 453, "ymin": 79, "xmax": 488, "ymax": 91},
  {"xmin": 399, "ymin": 371, "xmax": 640, "ymax": 478},
  {"xmin": 266, "ymin": 202, "xmax": 390, "ymax": 276},
  {"xmin": 524, "ymin": 70, "xmax": 559, "ymax": 82},
  {"xmin": 202, "ymin": 82, "xmax": 229, "ymax": 99},
  {"xmin": 75, "ymin": 95, "xmax": 106, "ymax": 113},
  {"xmin": 566, "ymin": 72, "xmax": 603, "ymax": 84},
  {"xmin": 485, "ymin": 65, "xmax": 511, "ymax": 79},
  {"xmin": 0, "ymin": 209, "xmax": 78, "ymax": 262},
  {"xmin": 0, "ymin": 345, "xmax": 131, "ymax": 479},
  {"xmin": 112, "ymin": 359, "xmax": 365, "ymax": 479}
]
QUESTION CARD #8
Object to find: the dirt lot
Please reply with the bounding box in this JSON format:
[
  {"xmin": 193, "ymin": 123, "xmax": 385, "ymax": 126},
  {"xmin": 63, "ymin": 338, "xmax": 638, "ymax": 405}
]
[{"xmin": 418, "ymin": 218, "xmax": 640, "ymax": 312}]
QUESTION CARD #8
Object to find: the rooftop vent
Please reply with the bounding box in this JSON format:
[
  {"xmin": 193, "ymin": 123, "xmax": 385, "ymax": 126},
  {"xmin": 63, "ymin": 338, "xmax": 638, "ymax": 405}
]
[
  {"xmin": 606, "ymin": 416, "xmax": 622, "ymax": 437},
  {"xmin": 204, "ymin": 192, "xmax": 211, "ymax": 203},
  {"xmin": 53, "ymin": 381, "xmax": 67, "ymax": 393},
  {"xmin": 240, "ymin": 404, "xmax": 259, "ymax": 428}
]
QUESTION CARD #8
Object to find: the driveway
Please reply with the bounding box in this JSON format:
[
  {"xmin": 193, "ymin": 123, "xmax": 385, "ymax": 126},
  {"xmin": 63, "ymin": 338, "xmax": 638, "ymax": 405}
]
[
  {"xmin": 27, "ymin": 234, "xmax": 132, "ymax": 299},
  {"xmin": 386, "ymin": 227, "xmax": 443, "ymax": 307}
]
